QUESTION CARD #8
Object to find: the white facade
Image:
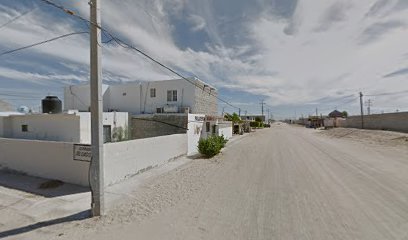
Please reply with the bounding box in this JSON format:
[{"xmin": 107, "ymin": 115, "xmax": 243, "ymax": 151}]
[
  {"xmin": 64, "ymin": 78, "xmax": 218, "ymax": 115},
  {"xmin": 0, "ymin": 112, "xmax": 128, "ymax": 144},
  {"xmin": 63, "ymin": 84, "xmax": 110, "ymax": 112}
]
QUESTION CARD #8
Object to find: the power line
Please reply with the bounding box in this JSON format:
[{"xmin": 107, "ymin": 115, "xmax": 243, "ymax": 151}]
[
  {"xmin": 110, "ymin": 37, "xmax": 240, "ymax": 110},
  {"xmin": 37, "ymin": 0, "xmax": 245, "ymax": 112},
  {"xmin": 365, "ymin": 90, "xmax": 408, "ymax": 97},
  {"xmin": 0, "ymin": 31, "xmax": 88, "ymax": 57},
  {"xmin": 0, "ymin": 8, "xmax": 36, "ymax": 30}
]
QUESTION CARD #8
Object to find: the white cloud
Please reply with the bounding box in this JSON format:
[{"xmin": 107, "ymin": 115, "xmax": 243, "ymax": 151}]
[
  {"xmin": 188, "ymin": 14, "xmax": 206, "ymax": 32},
  {"xmin": 1, "ymin": 0, "xmax": 408, "ymax": 116}
]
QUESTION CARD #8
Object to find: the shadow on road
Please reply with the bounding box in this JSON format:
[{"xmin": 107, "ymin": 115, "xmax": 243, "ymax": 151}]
[
  {"xmin": 0, "ymin": 170, "xmax": 89, "ymax": 198},
  {"xmin": 0, "ymin": 210, "xmax": 91, "ymax": 239}
]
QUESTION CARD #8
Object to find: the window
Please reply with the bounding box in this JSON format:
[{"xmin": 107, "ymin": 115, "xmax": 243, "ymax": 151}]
[
  {"xmin": 150, "ymin": 88, "xmax": 156, "ymax": 98},
  {"xmin": 21, "ymin": 125, "xmax": 28, "ymax": 132},
  {"xmin": 167, "ymin": 90, "xmax": 177, "ymax": 102},
  {"xmin": 206, "ymin": 122, "xmax": 210, "ymax": 132}
]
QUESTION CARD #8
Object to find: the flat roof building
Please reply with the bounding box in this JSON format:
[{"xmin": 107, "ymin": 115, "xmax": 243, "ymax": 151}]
[{"xmin": 64, "ymin": 78, "xmax": 218, "ymax": 116}]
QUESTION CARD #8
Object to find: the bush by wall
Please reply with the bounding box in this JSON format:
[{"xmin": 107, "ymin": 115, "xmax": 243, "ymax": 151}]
[
  {"xmin": 198, "ymin": 135, "xmax": 228, "ymax": 158},
  {"xmin": 250, "ymin": 121, "xmax": 264, "ymax": 128}
]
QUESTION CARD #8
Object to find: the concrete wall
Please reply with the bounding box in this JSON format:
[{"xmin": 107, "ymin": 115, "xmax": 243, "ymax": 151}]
[
  {"xmin": 324, "ymin": 118, "xmax": 345, "ymax": 128},
  {"xmin": 218, "ymin": 122, "xmax": 233, "ymax": 139},
  {"xmin": 187, "ymin": 114, "xmax": 205, "ymax": 156},
  {"xmin": 0, "ymin": 114, "xmax": 81, "ymax": 142},
  {"xmin": 193, "ymin": 82, "xmax": 218, "ymax": 115},
  {"xmin": 338, "ymin": 112, "xmax": 408, "ymax": 132},
  {"xmin": 131, "ymin": 114, "xmax": 187, "ymax": 139},
  {"xmin": 0, "ymin": 138, "xmax": 89, "ymax": 186},
  {"xmin": 79, "ymin": 112, "xmax": 129, "ymax": 144},
  {"xmin": 104, "ymin": 134, "xmax": 187, "ymax": 186},
  {"xmin": 0, "ymin": 112, "xmax": 128, "ymax": 144}
]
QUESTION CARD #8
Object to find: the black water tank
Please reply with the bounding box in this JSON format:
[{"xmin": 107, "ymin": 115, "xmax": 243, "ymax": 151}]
[{"xmin": 42, "ymin": 96, "xmax": 62, "ymax": 114}]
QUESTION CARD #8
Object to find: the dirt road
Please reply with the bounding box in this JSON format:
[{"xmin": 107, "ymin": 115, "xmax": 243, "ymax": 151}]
[{"xmin": 12, "ymin": 124, "xmax": 408, "ymax": 239}]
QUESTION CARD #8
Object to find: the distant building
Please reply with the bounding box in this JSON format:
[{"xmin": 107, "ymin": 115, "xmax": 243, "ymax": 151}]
[
  {"xmin": 328, "ymin": 110, "xmax": 343, "ymax": 118},
  {"xmin": 64, "ymin": 78, "xmax": 218, "ymax": 116},
  {"xmin": 241, "ymin": 115, "xmax": 266, "ymax": 122}
]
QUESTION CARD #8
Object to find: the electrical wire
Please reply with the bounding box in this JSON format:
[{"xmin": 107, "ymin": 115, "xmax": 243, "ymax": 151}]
[
  {"xmin": 365, "ymin": 90, "xmax": 408, "ymax": 97},
  {"xmin": 37, "ymin": 0, "xmax": 245, "ymax": 113},
  {"xmin": 0, "ymin": 8, "xmax": 36, "ymax": 30},
  {"xmin": 0, "ymin": 31, "xmax": 89, "ymax": 57}
]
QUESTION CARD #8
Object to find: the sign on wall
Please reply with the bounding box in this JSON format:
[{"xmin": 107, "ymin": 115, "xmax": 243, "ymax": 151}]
[{"xmin": 73, "ymin": 144, "xmax": 92, "ymax": 162}]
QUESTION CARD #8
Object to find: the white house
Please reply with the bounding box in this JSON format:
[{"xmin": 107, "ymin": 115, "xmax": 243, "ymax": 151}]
[
  {"xmin": 0, "ymin": 111, "xmax": 128, "ymax": 144},
  {"xmin": 64, "ymin": 78, "xmax": 218, "ymax": 115}
]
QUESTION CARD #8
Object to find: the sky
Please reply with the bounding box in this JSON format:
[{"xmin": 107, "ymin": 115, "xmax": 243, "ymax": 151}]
[{"xmin": 0, "ymin": 0, "xmax": 407, "ymax": 119}]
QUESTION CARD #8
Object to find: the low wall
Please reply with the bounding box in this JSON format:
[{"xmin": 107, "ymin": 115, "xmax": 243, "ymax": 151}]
[
  {"xmin": 104, "ymin": 134, "xmax": 187, "ymax": 186},
  {"xmin": 187, "ymin": 114, "xmax": 205, "ymax": 156},
  {"xmin": 218, "ymin": 122, "xmax": 233, "ymax": 139},
  {"xmin": 130, "ymin": 114, "xmax": 188, "ymax": 139},
  {"xmin": 339, "ymin": 112, "xmax": 408, "ymax": 132},
  {"xmin": 0, "ymin": 138, "xmax": 89, "ymax": 186},
  {"xmin": 1, "ymin": 134, "xmax": 188, "ymax": 187}
]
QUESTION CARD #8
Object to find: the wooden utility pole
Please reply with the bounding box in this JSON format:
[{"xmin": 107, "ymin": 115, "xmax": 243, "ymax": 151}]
[
  {"xmin": 89, "ymin": 0, "xmax": 104, "ymax": 217},
  {"xmin": 359, "ymin": 92, "xmax": 364, "ymax": 129}
]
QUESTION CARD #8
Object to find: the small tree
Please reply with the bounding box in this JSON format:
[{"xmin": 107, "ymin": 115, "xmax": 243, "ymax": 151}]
[
  {"xmin": 255, "ymin": 116, "xmax": 263, "ymax": 122},
  {"xmin": 342, "ymin": 111, "xmax": 348, "ymax": 118},
  {"xmin": 224, "ymin": 112, "xmax": 242, "ymax": 123}
]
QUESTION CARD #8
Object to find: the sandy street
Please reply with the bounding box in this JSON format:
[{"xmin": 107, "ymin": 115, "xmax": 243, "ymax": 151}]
[{"xmin": 6, "ymin": 124, "xmax": 408, "ymax": 239}]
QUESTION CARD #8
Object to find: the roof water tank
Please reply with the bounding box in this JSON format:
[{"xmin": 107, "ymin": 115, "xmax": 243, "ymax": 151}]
[{"xmin": 42, "ymin": 96, "xmax": 62, "ymax": 114}]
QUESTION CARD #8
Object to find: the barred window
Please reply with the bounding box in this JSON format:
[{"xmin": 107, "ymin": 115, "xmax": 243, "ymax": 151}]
[
  {"xmin": 150, "ymin": 88, "xmax": 156, "ymax": 98},
  {"xmin": 167, "ymin": 90, "xmax": 177, "ymax": 102}
]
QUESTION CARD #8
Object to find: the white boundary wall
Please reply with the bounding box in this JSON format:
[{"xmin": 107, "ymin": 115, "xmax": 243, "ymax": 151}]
[
  {"xmin": 187, "ymin": 114, "xmax": 205, "ymax": 156},
  {"xmin": 1, "ymin": 134, "xmax": 187, "ymax": 187},
  {"xmin": 218, "ymin": 122, "xmax": 233, "ymax": 139},
  {"xmin": 0, "ymin": 138, "xmax": 89, "ymax": 186},
  {"xmin": 104, "ymin": 134, "xmax": 187, "ymax": 186}
]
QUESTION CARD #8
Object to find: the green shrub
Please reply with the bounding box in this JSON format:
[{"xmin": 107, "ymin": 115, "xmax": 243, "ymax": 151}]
[
  {"xmin": 198, "ymin": 135, "xmax": 228, "ymax": 158},
  {"xmin": 250, "ymin": 121, "xmax": 260, "ymax": 128}
]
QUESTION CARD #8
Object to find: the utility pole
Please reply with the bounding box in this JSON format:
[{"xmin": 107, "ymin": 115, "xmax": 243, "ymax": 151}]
[
  {"xmin": 365, "ymin": 99, "xmax": 372, "ymax": 115},
  {"xmin": 238, "ymin": 108, "xmax": 241, "ymax": 117},
  {"xmin": 359, "ymin": 92, "xmax": 364, "ymax": 129},
  {"xmin": 267, "ymin": 109, "xmax": 270, "ymax": 123},
  {"xmin": 222, "ymin": 107, "xmax": 225, "ymax": 116},
  {"xmin": 260, "ymin": 100, "xmax": 265, "ymax": 117},
  {"xmin": 89, "ymin": 0, "xmax": 104, "ymax": 217},
  {"xmin": 315, "ymin": 108, "xmax": 318, "ymax": 117}
]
